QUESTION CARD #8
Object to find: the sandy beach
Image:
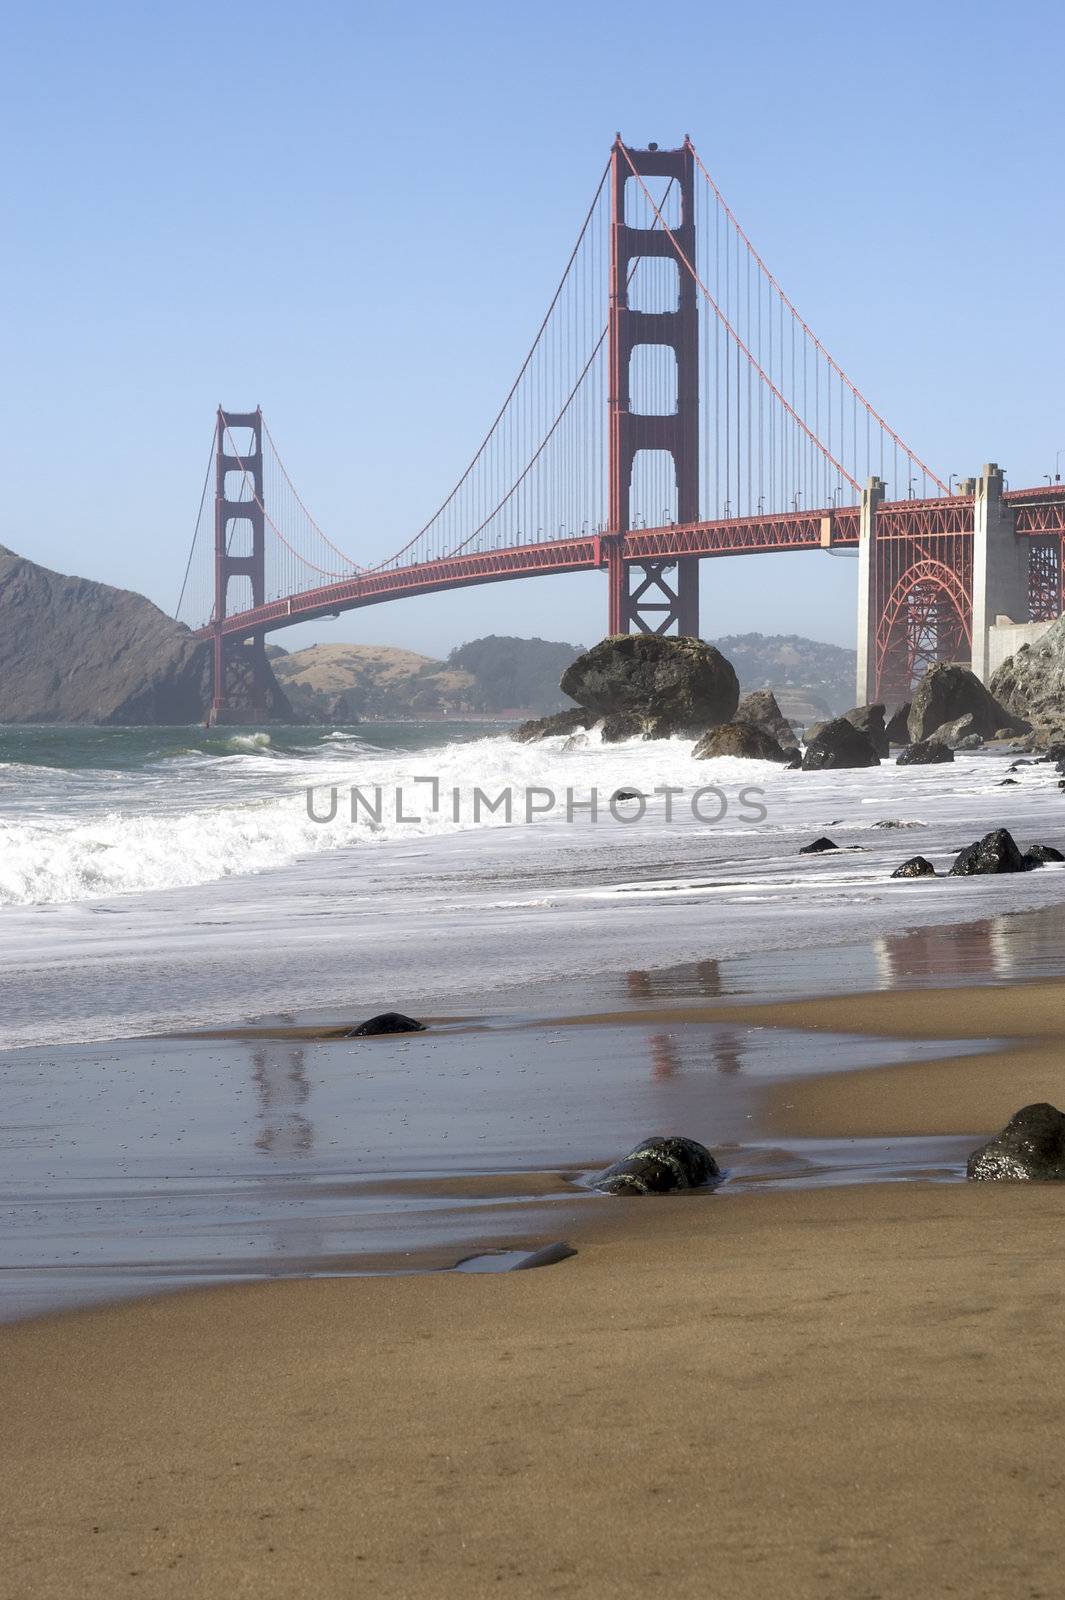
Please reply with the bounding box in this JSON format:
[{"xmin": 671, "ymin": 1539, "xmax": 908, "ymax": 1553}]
[{"xmin": 5, "ymin": 971, "xmax": 1065, "ymax": 1598}]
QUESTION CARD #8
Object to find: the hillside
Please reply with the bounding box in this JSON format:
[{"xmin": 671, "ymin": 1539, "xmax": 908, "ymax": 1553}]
[
  {"xmin": 272, "ymin": 644, "xmax": 475, "ymax": 721},
  {"xmin": 710, "ymin": 632, "xmax": 857, "ymax": 720},
  {"xmin": 272, "ymin": 635, "xmax": 585, "ymax": 721},
  {"xmin": 272, "ymin": 630, "xmax": 857, "ymax": 724},
  {"xmin": 0, "ymin": 545, "xmax": 289, "ymax": 724}
]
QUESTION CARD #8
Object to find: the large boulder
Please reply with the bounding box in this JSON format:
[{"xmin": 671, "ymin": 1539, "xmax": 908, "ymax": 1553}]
[
  {"xmin": 948, "ymin": 828, "xmax": 1027, "ymax": 876},
  {"xmin": 990, "ymin": 615, "xmax": 1065, "ymax": 745},
  {"xmin": 885, "ymin": 703, "xmax": 912, "ymax": 745},
  {"xmin": 594, "ymin": 1135, "xmax": 720, "ymax": 1195},
  {"xmin": 967, "ymin": 1103, "xmax": 1065, "ymax": 1181},
  {"xmin": 908, "ymin": 663, "xmax": 1022, "ymax": 743},
  {"xmin": 734, "ymin": 688, "xmax": 796, "ymax": 750},
  {"xmin": 693, "ymin": 720, "xmax": 789, "ymax": 762},
  {"xmin": 559, "ymin": 636, "xmax": 739, "ymax": 739},
  {"xmin": 801, "ymin": 718, "xmax": 880, "ymax": 771},
  {"xmin": 896, "ymin": 738, "xmax": 954, "ymax": 766}
]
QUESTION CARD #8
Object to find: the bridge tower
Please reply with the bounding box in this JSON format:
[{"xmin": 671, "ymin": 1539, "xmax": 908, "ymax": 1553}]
[
  {"xmin": 607, "ymin": 138, "xmax": 699, "ymax": 637},
  {"xmin": 210, "ymin": 407, "xmax": 269, "ymax": 723}
]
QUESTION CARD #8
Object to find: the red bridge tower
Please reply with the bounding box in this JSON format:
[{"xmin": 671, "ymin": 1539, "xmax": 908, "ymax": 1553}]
[
  {"xmin": 211, "ymin": 407, "xmax": 269, "ymax": 723},
  {"xmin": 607, "ymin": 138, "xmax": 699, "ymax": 638}
]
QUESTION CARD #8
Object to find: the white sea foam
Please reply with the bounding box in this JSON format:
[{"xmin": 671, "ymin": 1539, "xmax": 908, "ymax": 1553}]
[{"xmin": 0, "ymin": 734, "xmax": 782, "ymax": 906}]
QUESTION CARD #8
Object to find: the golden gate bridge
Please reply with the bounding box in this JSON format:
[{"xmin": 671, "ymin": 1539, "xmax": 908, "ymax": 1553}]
[{"xmin": 175, "ymin": 136, "xmax": 1065, "ymax": 722}]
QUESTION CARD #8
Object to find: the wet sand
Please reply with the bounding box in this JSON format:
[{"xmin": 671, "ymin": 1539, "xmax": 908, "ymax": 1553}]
[
  {"xmin": 711, "ymin": 976, "xmax": 1065, "ymax": 1139},
  {"xmin": 7, "ymin": 925, "xmax": 1065, "ymax": 1593},
  {"xmin": 3, "ymin": 1177, "xmax": 1065, "ymax": 1599}
]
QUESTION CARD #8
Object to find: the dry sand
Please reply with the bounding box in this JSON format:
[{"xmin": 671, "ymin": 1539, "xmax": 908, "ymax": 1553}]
[{"xmin": 5, "ymin": 978, "xmax": 1065, "ymax": 1598}]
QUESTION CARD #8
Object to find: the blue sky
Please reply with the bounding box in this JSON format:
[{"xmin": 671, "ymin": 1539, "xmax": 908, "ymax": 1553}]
[{"xmin": 2, "ymin": 0, "xmax": 1063, "ymax": 658}]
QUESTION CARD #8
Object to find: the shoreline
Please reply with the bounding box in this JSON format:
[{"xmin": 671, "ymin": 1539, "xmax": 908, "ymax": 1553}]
[
  {"xmin": 6, "ymin": 911, "xmax": 1065, "ymax": 1591},
  {"xmin": 9, "ymin": 902, "xmax": 1065, "ymax": 1323}
]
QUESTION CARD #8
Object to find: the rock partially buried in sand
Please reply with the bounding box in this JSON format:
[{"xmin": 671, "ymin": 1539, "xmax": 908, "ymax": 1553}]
[
  {"xmin": 347, "ymin": 1011, "xmax": 426, "ymax": 1037},
  {"xmin": 891, "ymin": 855, "xmax": 937, "ymax": 879},
  {"xmin": 594, "ymin": 1135, "xmax": 720, "ymax": 1196},
  {"xmin": 799, "ymin": 836, "xmax": 839, "ymax": 854},
  {"xmin": 967, "ymin": 1103, "xmax": 1065, "ymax": 1181},
  {"xmin": 949, "ymin": 828, "xmax": 1027, "ymax": 876}
]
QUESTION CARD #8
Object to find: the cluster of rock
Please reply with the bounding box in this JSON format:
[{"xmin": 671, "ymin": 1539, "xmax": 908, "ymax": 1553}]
[
  {"xmin": 888, "ymin": 828, "xmax": 1063, "ymax": 881},
  {"xmin": 514, "ymin": 628, "xmax": 1065, "ymax": 773}
]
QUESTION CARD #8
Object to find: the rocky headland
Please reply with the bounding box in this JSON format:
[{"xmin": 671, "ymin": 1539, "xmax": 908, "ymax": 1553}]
[{"xmin": 0, "ymin": 545, "xmax": 289, "ymax": 724}]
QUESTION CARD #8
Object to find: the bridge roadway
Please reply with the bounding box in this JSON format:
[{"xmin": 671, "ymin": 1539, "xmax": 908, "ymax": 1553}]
[{"xmin": 197, "ymin": 486, "xmax": 1065, "ymax": 642}]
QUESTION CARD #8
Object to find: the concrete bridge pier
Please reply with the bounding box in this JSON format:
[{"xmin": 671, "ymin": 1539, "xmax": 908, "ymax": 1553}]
[
  {"xmin": 854, "ymin": 475, "xmax": 884, "ymax": 705},
  {"xmin": 970, "ymin": 463, "xmax": 1026, "ymax": 684}
]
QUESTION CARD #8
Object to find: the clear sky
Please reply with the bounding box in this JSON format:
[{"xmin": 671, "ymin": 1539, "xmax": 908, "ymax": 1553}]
[{"xmin": 2, "ymin": 0, "xmax": 1063, "ymax": 660}]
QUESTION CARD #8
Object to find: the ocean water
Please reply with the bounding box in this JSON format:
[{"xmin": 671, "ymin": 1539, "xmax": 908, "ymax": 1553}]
[{"xmin": 1, "ymin": 719, "xmax": 1065, "ymax": 1047}]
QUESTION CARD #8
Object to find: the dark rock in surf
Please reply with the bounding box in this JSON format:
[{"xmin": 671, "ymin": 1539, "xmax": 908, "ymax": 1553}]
[
  {"xmin": 594, "ymin": 1135, "xmax": 720, "ymax": 1196},
  {"xmin": 692, "ymin": 720, "xmax": 789, "ymax": 762},
  {"xmin": 800, "ymin": 718, "xmax": 880, "ymax": 771},
  {"xmin": 559, "ymin": 635, "xmax": 739, "ymax": 739},
  {"xmin": 890, "ymin": 855, "xmax": 937, "ymax": 879},
  {"xmin": 967, "ymin": 1103, "xmax": 1065, "ymax": 1182},
  {"xmin": 839, "ymin": 703, "xmax": 889, "ymax": 758},
  {"xmin": 514, "ymin": 708, "xmax": 595, "ymax": 743},
  {"xmin": 799, "ymin": 836, "xmax": 839, "ymax": 855},
  {"xmin": 600, "ymin": 712, "xmax": 645, "ymax": 744},
  {"xmin": 885, "ymin": 703, "xmax": 912, "ymax": 746},
  {"xmin": 896, "ymin": 738, "xmax": 954, "ymax": 766},
  {"xmin": 734, "ymin": 688, "xmax": 796, "ymax": 751},
  {"xmin": 1022, "ymin": 844, "xmax": 1065, "ymax": 868},
  {"xmin": 948, "ymin": 828, "xmax": 1027, "ymax": 876},
  {"xmin": 347, "ymin": 1011, "xmax": 426, "ymax": 1037}
]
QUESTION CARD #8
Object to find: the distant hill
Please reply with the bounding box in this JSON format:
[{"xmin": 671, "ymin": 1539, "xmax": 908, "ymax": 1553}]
[
  {"xmin": 272, "ymin": 635, "xmax": 585, "ymax": 721},
  {"xmin": 273, "ymin": 630, "xmax": 856, "ymax": 724},
  {"xmin": 446, "ymin": 636, "xmax": 586, "ymax": 714},
  {"xmin": 710, "ymin": 632, "xmax": 857, "ymax": 720}
]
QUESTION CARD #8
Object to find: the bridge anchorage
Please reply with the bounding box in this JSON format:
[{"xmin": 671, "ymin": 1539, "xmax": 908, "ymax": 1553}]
[{"xmin": 177, "ymin": 138, "xmax": 1065, "ymax": 723}]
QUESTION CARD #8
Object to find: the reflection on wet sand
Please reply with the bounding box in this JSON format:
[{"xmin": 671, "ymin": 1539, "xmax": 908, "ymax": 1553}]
[
  {"xmin": 620, "ymin": 901, "xmax": 1065, "ymax": 1010},
  {"xmin": 645, "ymin": 1025, "xmax": 745, "ymax": 1080},
  {"xmin": 252, "ymin": 1045, "xmax": 314, "ymax": 1158},
  {"xmin": 628, "ymin": 959, "xmax": 723, "ymax": 1001}
]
